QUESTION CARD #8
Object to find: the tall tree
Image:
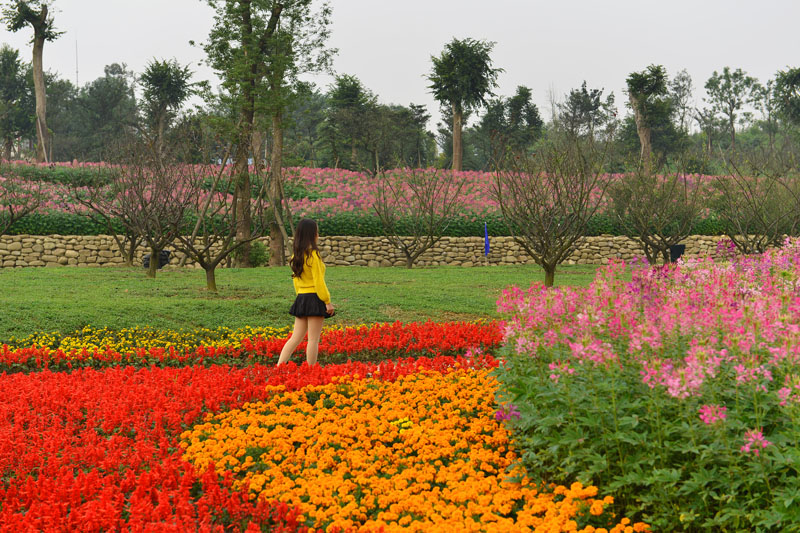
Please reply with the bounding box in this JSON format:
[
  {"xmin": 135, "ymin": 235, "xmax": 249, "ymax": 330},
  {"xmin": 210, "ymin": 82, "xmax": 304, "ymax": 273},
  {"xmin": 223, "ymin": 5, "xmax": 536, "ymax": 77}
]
[
  {"xmin": 408, "ymin": 103, "xmax": 432, "ymax": 167},
  {"xmin": 202, "ymin": 0, "xmax": 334, "ymax": 267},
  {"xmin": 505, "ymin": 86, "xmax": 543, "ymax": 151},
  {"xmin": 774, "ymin": 67, "xmax": 800, "ymax": 127},
  {"xmin": 428, "ymin": 37, "xmax": 502, "ymax": 171},
  {"xmin": 0, "ymin": 44, "xmax": 32, "ymax": 160},
  {"xmin": 473, "ymin": 86, "xmax": 543, "ymax": 167},
  {"xmin": 73, "ymin": 63, "xmax": 138, "ymax": 161},
  {"xmin": 326, "ymin": 74, "xmax": 374, "ymax": 169},
  {"xmin": 626, "ymin": 64, "xmax": 669, "ymax": 165},
  {"xmin": 669, "ymin": 68, "xmax": 693, "ymax": 133},
  {"xmin": 704, "ymin": 67, "xmax": 759, "ymax": 150},
  {"xmin": 557, "ymin": 81, "xmax": 616, "ymax": 140},
  {"xmin": 139, "ymin": 58, "xmax": 194, "ymax": 158},
  {"xmin": 283, "ymin": 81, "xmax": 326, "ymax": 166},
  {"xmin": 754, "ymin": 79, "xmax": 779, "ymax": 150},
  {"xmin": 2, "ymin": 0, "xmax": 61, "ymax": 162}
]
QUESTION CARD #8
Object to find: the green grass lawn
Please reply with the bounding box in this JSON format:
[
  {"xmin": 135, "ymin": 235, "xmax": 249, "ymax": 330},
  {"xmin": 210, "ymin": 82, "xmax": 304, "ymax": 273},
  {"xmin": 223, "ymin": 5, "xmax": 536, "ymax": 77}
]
[{"xmin": 0, "ymin": 264, "xmax": 599, "ymax": 341}]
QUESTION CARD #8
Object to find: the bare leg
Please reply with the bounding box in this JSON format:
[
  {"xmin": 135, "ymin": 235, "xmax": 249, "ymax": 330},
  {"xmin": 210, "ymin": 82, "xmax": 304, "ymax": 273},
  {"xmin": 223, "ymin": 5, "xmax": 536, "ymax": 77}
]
[
  {"xmin": 305, "ymin": 316, "xmax": 324, "ymax": 366},
  {"xmin": 277, "ymin": 317, "xmax": 308, "ymax": 365}
]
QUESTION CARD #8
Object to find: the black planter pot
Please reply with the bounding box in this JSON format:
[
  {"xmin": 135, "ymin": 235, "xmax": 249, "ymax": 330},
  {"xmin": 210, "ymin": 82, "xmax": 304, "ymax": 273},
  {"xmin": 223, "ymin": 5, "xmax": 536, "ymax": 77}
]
[
  {"xmin": 142, "ymin": 250, "xmax": 171, "ymax": 269},
  {"xmin": 669, "ymin": 244, "xmax": 686, "ymax": 263}
]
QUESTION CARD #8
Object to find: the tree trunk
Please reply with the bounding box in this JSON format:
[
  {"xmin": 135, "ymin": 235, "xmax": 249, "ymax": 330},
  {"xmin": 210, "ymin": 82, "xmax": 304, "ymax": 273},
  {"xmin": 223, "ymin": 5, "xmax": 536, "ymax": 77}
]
[
  {"xmin": 405, "ymin": 252, "xmax": 414, "ymax": 269},
  {"xmin": 543, "ymin": 265, "xmax": 556, "ymax": 287},
  {"xmin": 729, "ymin": 118, "xmax": 736, "ymax": 151},
  {"xmin": 452, "ymin": 104, "xmax": 463, "ymax": 171},
  {"xmin": 233, "ymin": 139, "xmax": 252, "ymax": 267},
  {"xmin": 3, "ymin": 138, "xmax": 11, "ymax": 161},
  {"xmin": 269, "ymin": 111, "xmax": 285, "ymax": 266},
  {"xmin": 233, "ymin": 1, "xmax": 257, "ymax": 268},
  {"xmin": 205, "ymin": 267, "xmax": 217, "ymax": 292},
  {"xmin": 31, "ymin": 28, "xmax": 49, "ymax": 164},
  {"xmin": 252, "ymin": 128, "xmax": 265, "ymax": 170},
  {"xmin": 147, "ymin": 245, "xmax": 159, "ymax": 278},
  {"xmin": 630, "ymin": 95, "xmax": 651, "ymax": 166},
  {"xmin": 156, "ymin": 110, "xmax": 166, "ymax": 160}
]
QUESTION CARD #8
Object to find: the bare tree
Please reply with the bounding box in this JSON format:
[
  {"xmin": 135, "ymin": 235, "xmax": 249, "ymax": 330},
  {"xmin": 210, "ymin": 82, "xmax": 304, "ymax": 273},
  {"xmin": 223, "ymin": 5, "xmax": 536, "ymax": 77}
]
[
  {"xmin": 373, "ymin": 168, "xmax": 467, "ymax": 268},
  {"xmin": 0, "ymin": 168, "xmax": 41, "ymax": 236},
  {"xmin": 492, "ymin": 133, "xmax": 614, "ymax": 286},
  {"xmin": 713, "ymin": 147, "xmax": 800, "ymax": 254},
  {"xmin": 69, "ymin": 173, "xmax": 142, "ymax": 267},
  {"xmin": 609, "ymin": 159, "xmax": 705, "ymax": 264},
  {"xmin": 172, "ymin": 140, "xmax": 271, "ymax": 291},
  {"xmin": 93, "ymin": 138, "xmax": 196, "ymax": 278}
]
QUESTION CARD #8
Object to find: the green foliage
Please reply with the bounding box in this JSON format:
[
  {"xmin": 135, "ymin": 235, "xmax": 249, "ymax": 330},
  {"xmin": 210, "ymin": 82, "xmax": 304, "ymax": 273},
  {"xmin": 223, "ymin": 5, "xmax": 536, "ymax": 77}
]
[
  {"xmin": 775, "ymin": 67, "xmax": 800, "ymax": 126},
  {"xmin": 8, "ymin": 211, "xmax": 120, "ymax": 235},
  {"xmin": 248, "ymin": 240, "xmax": 269, "ymax": 267},
  {"xmin": 1, "ymin": 0, "xmax": 62, "ymax": 41},
  {"xmin": 469, "ymin": 85, "xmax": 544, "ymax": 167},
  {"xmin": 0, "ymin": 163, "xmax": 113, "ymax": 186},
  {"xmin": 139, "ymin": 58, "xmax": 195, "ymax": 145},
  {"xmin": 0, "ymin": 44, "xmax": 32, "ymax": 153},
  {"xmin": 7, "ymin": 210, "xmax": 732, "ymax": 238},
  {"xmin": 704, "ymin": 67, "xmax": 760, "ymax": 147},
  {"xmin": 495, "ymin": 345, "xmax": 800, "ymax": 531},
  {"xmin": 428, "ymin": 37, "xmax": 503, "ymax": 115},
  {"xmin": 557, "ymin": 81, "xmax": 616, "ymax": 139}
]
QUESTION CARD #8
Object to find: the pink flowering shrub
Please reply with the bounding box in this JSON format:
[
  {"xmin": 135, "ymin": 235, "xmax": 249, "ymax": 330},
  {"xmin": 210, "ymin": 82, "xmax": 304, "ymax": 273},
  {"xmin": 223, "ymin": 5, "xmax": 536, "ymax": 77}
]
[{"xmin": 494, "ymin": 238, "xmax": 800, "ymax": 531}]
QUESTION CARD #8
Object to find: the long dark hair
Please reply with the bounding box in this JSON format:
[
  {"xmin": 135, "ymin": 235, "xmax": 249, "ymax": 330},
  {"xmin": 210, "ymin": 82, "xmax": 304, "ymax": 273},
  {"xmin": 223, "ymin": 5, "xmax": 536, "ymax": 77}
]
[{"xmin": 290, "ymin": 218, "xmax": 319, "ymax": 278}]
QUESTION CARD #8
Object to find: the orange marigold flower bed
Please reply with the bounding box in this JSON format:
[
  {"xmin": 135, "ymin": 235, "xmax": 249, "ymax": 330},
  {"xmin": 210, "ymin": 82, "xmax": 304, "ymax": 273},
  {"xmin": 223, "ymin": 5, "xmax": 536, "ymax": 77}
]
[{"xmin": 180, "ymin": 369, "xmax": 648, "ymax": 532}]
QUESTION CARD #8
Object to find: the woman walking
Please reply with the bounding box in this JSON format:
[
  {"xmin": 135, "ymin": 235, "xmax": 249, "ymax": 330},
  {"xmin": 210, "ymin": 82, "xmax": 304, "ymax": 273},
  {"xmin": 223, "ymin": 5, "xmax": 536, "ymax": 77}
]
[{"xmin": 277, "ymin": 218, "xmax": 335, "ymax": 366}]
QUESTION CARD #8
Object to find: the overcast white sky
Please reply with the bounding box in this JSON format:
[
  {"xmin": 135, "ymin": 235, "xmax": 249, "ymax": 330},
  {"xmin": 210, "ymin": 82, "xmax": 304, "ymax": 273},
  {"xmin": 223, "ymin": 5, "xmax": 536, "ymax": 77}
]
[{"xmin": 2, "ymin": 0, "xmax": 799, "ymax": 130}]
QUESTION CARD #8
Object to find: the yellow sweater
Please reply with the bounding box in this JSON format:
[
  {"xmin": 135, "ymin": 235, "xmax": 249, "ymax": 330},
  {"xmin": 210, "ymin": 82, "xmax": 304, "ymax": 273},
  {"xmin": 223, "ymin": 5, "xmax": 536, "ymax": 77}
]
[{"xmin": 292, "ymin": 250, "xmax": 331, "ymax": 304}]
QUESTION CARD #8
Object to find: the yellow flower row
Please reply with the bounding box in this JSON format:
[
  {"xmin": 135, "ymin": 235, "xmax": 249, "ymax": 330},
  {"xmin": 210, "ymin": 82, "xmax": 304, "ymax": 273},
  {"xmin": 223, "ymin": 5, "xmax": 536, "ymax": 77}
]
[
  {"xmin": 4, "ymin": 323, "xmax": 359, "ymax": 352},
  {"xmin": 180, "ymin": 369, "xmax": 648, "ymax": 532}
]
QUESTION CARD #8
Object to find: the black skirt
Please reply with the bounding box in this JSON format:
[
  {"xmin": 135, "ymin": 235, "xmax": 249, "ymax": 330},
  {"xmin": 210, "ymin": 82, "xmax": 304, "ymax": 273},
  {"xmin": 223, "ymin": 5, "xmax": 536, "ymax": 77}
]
[{"xmin": 289, "ymin": 293, "xmax": 329, "ymax": 318}]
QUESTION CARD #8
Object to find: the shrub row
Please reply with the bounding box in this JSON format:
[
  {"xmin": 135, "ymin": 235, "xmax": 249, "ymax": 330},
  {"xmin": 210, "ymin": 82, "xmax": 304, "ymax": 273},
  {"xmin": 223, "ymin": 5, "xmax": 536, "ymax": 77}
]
[
  {"xmin": 0, "ymin": 163, "xmax": 114, "ymax": 186},
  {"xmin": 7, "ymin": 211, "xmax": 730, "ymax": 237}
]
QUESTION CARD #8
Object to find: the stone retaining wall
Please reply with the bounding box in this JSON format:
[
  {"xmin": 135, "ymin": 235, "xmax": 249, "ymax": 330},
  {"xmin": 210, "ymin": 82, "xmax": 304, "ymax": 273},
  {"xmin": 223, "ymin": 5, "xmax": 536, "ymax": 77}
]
[{"xmin": 0, "ymin": 234, "xmax": 731, "ymax": 269}]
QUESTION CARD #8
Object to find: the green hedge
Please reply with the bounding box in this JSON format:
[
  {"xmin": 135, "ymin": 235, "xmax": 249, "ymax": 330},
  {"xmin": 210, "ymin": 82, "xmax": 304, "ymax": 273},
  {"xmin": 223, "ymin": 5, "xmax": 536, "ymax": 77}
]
[
  {"xmin": 7, "ymin": 211, "xmax": 729, "ymax": 237},
  {"xmin": 0, "ymin": 164, "xmax": 115, "ymax": 187}
]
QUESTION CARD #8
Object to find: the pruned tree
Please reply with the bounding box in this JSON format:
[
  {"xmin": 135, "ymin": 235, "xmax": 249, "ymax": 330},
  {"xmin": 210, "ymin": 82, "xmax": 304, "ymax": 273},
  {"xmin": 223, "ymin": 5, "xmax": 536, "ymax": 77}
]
[
  {"xmin": 626, "ymin": 64, "xmax": 669, "ymax": 166},
  {"xmin": 609, "ymin": 160, "xmax": 705, "ymax": 264},
  {"xmin": 428, "ymin": 37, "xmax": 502, "ymax": 171},
  {"xmin": 1, "ymin": 0, "xmax": 61, "ymax": 163},
  {"xmin": 0, "ymin": 167, "xmax": 41, "ymax": 237},
  {"xmin": 712, "ymin": 147, "xmax": 800, "ymax": 254},
  {"xmin": 373, "ymin": 168, "xmax": 467, "ymax": 268},
  {"xmin": 492, "ymin": 132, "xmax": 614, "ymax": 287}
]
